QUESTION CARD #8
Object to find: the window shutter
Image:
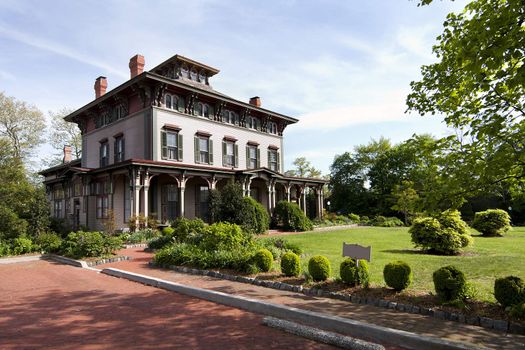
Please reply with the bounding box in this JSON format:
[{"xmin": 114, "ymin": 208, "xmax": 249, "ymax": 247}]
[
  {"xmin": 121, "ymin": 139, "xmax": 125, "ymax": 162},
  {"xmin": 256, "ymin": 148, "xmax": 260, "ymax": 168},
  {"xmin": 178, "ymin": 96, "xmax": 185, "ymax": 112},
  {"xmin": 277, "ymin": 152, "xmax": 280, "ymax": 173},
  {"xmin": 267, "ymin": 150, "xmax": 271, "ymax": 169},
  {"xmin": 234, "ymin": 144, "xmax": 239, "ymax": 168},
  {"xmin": 177, "ymin": 134, "xmax": 183, "ymax": 161},
  {"xmin": 99, "ymin": 144, "xmax": 103, "ymax": 167},
  {"xmin": 209, "ymin": 139, "xmax": 213, "ymax": 165},
  {"xmin": 194, "ymin": 136, "xmax": 199, "ymax": 163},
  {"xmin": 222, "ymin": 141, "xmax": 227, "ymax": 166},
  {"xmin": 114, "ymin": 140, "xmax": 118, "ymax": 162},
  {"xmin": 161, "ymin": 131, "xmax": 167, "ymax": 159},
  {"xmin": 246, "ymin": 146, "xmax": 250, "ymax": 168}
]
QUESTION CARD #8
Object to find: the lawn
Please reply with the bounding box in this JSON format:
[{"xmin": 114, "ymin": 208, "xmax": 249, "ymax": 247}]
[{"xmin": 264, "ymin": 227, "xmax": 525, "ymax": 302}]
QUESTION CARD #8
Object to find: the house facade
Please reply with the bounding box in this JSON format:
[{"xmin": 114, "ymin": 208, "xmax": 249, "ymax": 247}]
[{"xmin": 40, "ymin": 54, "xmax": 326, "ymax": 231}]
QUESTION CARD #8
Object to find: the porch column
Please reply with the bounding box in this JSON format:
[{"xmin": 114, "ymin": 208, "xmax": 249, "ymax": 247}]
[
  {"xmin": 285, "ymin": 184, "xmax": 291, "ymax": 202},
  {"xmin": 244, "ymin": 177, "xmax": 253, "ymax": 197},
  {"xmin": 316, "ymin": 187, "xmax": 322, "ymax": 218},
  {"xmin": 320, "ymin": 186, "xmax": 324, "ymax": 218},
  {"xmin": 301, "ymin": 186, "xmax": 307, "ymax": 215},
  {"xmin": 267, "ymin": 183, "xmax": 272, "ymax": 212},
  {"xmin": 143, "ymin": 171, "xmax": 151, "ymax": 225},
  {"xmin": 271, "ymin": 183, "xmax": 276, "ymax": 210},
  {"xmin": 133, "ymin": 169, "xmax": 141, "ymax": 224},
  {"xmin": 179, "ymin": 176, "xmax": 187, "ymax": 218},
  {"xmin": 210, "ymin": 175, "xmax": 217, "ymax": 190}
]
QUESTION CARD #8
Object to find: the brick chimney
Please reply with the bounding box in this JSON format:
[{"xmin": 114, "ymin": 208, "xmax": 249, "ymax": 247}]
[
  {"xmin": 249, "ymin": 96, "xmax": 261, "ymax": 107},
  {"xmin": 63, "ymin": 145, "xmax": 72, "ymax": 164},
  {"xmin": 94, "ymin": 76, "xmax": 107, "ymax": 99},
  {"xmin": 129, "ymin": 54, "xmax": 145, "ymax": 78}
]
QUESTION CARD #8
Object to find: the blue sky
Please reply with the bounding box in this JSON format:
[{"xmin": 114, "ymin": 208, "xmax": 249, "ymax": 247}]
[{"xmin": 0, "ymin": 0, "xmax": 467, "ymax": 173}]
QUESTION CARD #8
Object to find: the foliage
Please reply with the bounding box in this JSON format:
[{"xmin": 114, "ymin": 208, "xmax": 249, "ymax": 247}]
[
  {"xmin": 308, "ymin": 255, "xmax": 331, "ymax": 282},
  {"xmin": 171, "ymin": 217, "xmax": 206, "ymax": 243},
  {"xmin": 371, "ymin": 216, "xmax": 404, "ymax": 227},
  {"xmin": 253, "ymin": 248, "xmax": 273, "ymax": 272},
  {"xmin": 281, "ymin": 252, "xmax": 301, "ymax": 277},
  {"xmin": 259, "ymin": 237, "xmax": 303, "ymax": 257},
  {"xmin": 348, "ymin": 213, "xmax": 360, "ymax": 222},
  {"xmin": 0, "ymin": 206, "xmax": 28, "ymax": 240},
  {"xmin": 273, "ymin": 201, "xmax": 313, "ymax": 232},
  {"xmin": 0, "ymin": 92, "xmax": 46, "ymax": 160},
  {"xmin": 409, "ymin": 210, "xmax": 471, "ymax": 255},
  {"xmin": 12, "ymin": 237, "xmax": 33, "ymax": 255},
  {"xmin": 284, "ymin": 157, "xmax": 322, "ymax": 178},
  {"xmin": 48, "ymin": 108, "xmax": 81, "ymax": 161},
  {"xmin": 35, "ymin": 232, "xmax": 62, "ymax": 253},
  {"xmin": 510, "ymin": 302, "xmax": 525, "ymax": 320},
  {"xmin": 383, "ymin": 261, "xmax": 412, "ymax": 291},
  {"xmin": 391, "ymin": 180, "xmax": 419, "ymax": 225},
  {"xmin": 340, "ymin": 258, "xmax": 370, "ymax": 287},
  {"xmin": 433, "ymin": 265, "xmax": 468, "ymax": 302},
  {"xmin": 408, "ymin": 0, "xmax": 525, "ymax": 200},
  {"xmin": 199, "ymin": 222, "xmax": 251, "ymax": 251},
  {"xmin": 208, "ymin": 182, "xmax": 269, "ymax": 234},
  {"xmin": 61, "ymin": 231, "xmax": 123, "ymax": 259},
  {"xmin": 0, "ymin": 241, "xmax": 10, "ymax": 256},
  {"xmin": 147, "ymin": 235, "xmax": 174, "ymax": 250},
  {"xmin": 494, "ymin": 276, "xmax": 525, "ymax": 308},
  {"xmin": 128, "ymin": 214, "xmax": 158, "ymax": 232},
  {"xmin": 472, "ymin": 209, "xmax": 511, "ymax": 237},
  {"xmin": 162, "ymin": 226, "xmax": 175, "ymax": 236}
]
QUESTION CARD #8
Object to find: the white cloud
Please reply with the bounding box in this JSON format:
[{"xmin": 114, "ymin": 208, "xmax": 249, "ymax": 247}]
[{"xmin": 0, "ymin": 24, "xmax": 127, "ymax": 79}]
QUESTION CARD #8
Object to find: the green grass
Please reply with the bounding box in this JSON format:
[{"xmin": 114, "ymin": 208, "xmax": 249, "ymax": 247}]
[{"xmin": 262, "ymin": 227, "xmax": 525, "ymax": 302}]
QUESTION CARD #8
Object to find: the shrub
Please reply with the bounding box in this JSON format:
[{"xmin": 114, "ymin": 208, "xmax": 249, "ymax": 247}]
[
  {"xmin": 253, "ymin": 248, "xmax": 273, "ymax": 272},
  {"xmin": 281, "ymin": 252, "xmax": 301, "ymax": 276},
  {"xmin": 242, "ymin": 196, "xmax": 270, "ymax": 234},
  {"xmin": 273, "ymin": 201, "xmax": 313, "ymax": 232},
  {"xmin": 494, "ymin": 276, "xmax": 525, "ymax": 307},
  {"xmin": 162, "ymin": 226, "xmax": 175, "ymax": 236},
  {"xmin": 383, "ymin": 261, "xmax": 412, "ymax": 291},
  {"xmin": 12, "ymin": 237, "xmax": 33, "ymax": 255},
  {"xmin": 171, "ymin": 217, "xmax": 206, "ymax": 243},
  {"xmin": 0, "ymin": 207, "xmax": 28, "ymax": 240},
  {"xmin": 147, "ymin": 235, "xmax": 174, "ymax": 250},
  {"xmin": 432, "ymin": 265, "xmax": 467, "ymax": 302},
  {"xmin": 0, "ymin": 241, "xmax": 11, "ymax": 256},
  {"xmin": 308, "ymin": 255, "xmax": 331, "ymax": 281},
  {"xmin": 347, "ymin": 213, "xmax": 360, "ymax": 223},
  {"xmin": 35, "ymin": 233, "xmax": 62, "ymax": 253},
  {"xmin": 410, "ymin": 210, "xmax": 471, "ymax": 255},
  {"xmin": 61, "ymin": 231, "xmax": 123, "ymax": 259},
  {"xmin": 472, "ymin": 209, "xmax": 511, "ymax": 237},
  {"xmin": 199, "ymin": 222, "xmax": 251, "ymax": 251},
  {"xmin": 371, "ymin": 216, "xmax": 404, "ymax": 227},
  {"xmin": 340, "ymin": 258, "xmax": 370, "ymax": 287},
  {"xmin": 510, "ymin": 302, "xmax": 525, "ymax": 320}
]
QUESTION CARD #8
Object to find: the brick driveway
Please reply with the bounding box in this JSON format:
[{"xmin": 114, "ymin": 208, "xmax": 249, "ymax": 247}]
[{"xmin": 0, "ymin": 260, "xmax": 334, "ymax": 349}]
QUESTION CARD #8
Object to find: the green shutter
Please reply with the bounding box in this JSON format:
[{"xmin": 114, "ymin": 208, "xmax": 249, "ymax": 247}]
[
  {"xmin": 277, "ymin": 152, "xmax": 280, "ymax": 173},
  {"xmin": 256, "ymin": 148, "xmax": 260, "ymax": 168},
  {"xmin": 194, "ymin": 136, "xmax": 199, "ymax": 163},
  {"xmin": 222, "ymin": 141, "xmax": 227, "ymax": 166},
  {"xmin": 234, "ymin": 144, "xmax": 239, "ymax": 168},
  {"xmin": 178, "ymin": 96, "xmax": 185, "ymax": 112},
  {"xmin": 209, "ymin": 139, "xmax": 213, "ymax": 165},
  {"xmin": 177, "ymin": 134, "xmax": 183, "ymax": 161},
  {"xmin": 267, "ymin": 150, "xmax": 271, "ymax": 169},
  {"xmin": 114, "ymin": 140, "xmax": 118, "ymax": 162},
  {"xmin": 246, "ymin": 146, "xmax": 250, "ymax": 168},
  {"xmin": 161, "ymin": 131, "xmax": 167, "ymax": 159}
]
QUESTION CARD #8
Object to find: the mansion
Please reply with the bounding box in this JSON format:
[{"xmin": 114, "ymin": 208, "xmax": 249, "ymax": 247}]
[{"xmin": 40, "ymin": 54, "xmax": 326, "ymax": 230}]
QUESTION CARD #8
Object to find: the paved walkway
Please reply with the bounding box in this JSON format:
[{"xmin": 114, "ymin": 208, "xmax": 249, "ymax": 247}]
[
  {"xmin": 99, "ymin": 247, "xmax": 525, "ymax": 350},
  {"xmin": 0, "ymin": 259, "xmax": 335, "ymax": 350}
]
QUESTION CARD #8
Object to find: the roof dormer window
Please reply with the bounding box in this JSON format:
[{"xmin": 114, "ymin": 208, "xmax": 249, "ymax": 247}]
[
  {"xmin": 190, "ymin": 68, "xmax": 198, "ymax": 81},
  {"xmin": 199, "ymin": 71, "xmax": 206, "ymax": 84},
  {"xmin": 181, "ymin": 65, "xmax": 189, "ymax": 78}
]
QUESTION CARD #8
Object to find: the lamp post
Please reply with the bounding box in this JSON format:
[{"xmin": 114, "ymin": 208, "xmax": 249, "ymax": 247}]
[{"xmin": 327, "ymin": 200, "xmax": 331, "ymax": 213}]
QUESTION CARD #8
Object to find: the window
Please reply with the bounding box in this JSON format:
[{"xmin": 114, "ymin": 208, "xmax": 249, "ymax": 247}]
[
  {"xmin": 53, "ymin": 185, "xmax": 64, "ymax": 200},
  {"xmin": 161, "ymin": 130, "xmax": 183, "ymax": 161},
  {"xmin": 165, "ymin": 94, "xmax": 172, "ymax": 109},
  {"xmin": 113, "ymin": 105, "xmax": 126, "ymax": 120},
  {"xmin": 194, "ymin": 135, "xmax": 213, "ymax": 165},
  {"xmin": 246, "ymin": 144, "xmax": 260, "ymax": 169},
  {"xmin": 196, "ymin": 185, "xmax": 209, "ymax": 222},
  {"xmin": 222, "ymin": 140, "xmax": 238, "ymax": 167},
  {"xmin": 181, "ymin": 65, "xmax": 189, "ymax": 78},
  {"xmin": 199, "ymin": 71, "xmax": 206, "ymax": 84},
  {"xmin": 53, "ymin": 200, "xmax": 63, "ymax": 218},
  {"xmin": 247, "ymin": 116, "xmax": 259, "ymax": 130},
  {"xmin": 96, "ymin": 195, "xmax": 109, "ymax": 219},
  {"xmin": 114, "ymin": 136, "xmax": 125, "ymax": 163},
  {"xmin": 100, "ymin": 141, "xmax": 109, "ymax": 167},
  {"xmin": 195, "ymin": 102, "xmax": 203, "ymax": 116},
  {"xmin": 190, "ymin": 68, "xmax": 198, "ymax": 81},
  {"xmin": 267, "ymin": 121, "xmax": 278, "ymax": 134},
  {"xmin": 161, "ymin": 184, "xmax": 178, "ymax": 221},
  {"xmin": 203, "ymin": 104, "xmax": 210, "ymax": 118},
  {"xmin": 73, "ymin": 183, "xmax": 82, "ymax": 197},
  {"xmin": 268, "ymin": 148, "xmax": 280, "ymax": 172}
]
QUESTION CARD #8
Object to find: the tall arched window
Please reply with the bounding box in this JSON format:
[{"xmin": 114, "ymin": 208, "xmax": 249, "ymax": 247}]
[
  {"xmin": 190, "ymin": 68, "xmax": 198, "ymax": 81},
  {"xmin": 165, "ymin": 94, "xmax": 172, "ymax": 109},
  {"xmin": 181, "ymin": 65, "xmax": 189, "ymax": 78}
]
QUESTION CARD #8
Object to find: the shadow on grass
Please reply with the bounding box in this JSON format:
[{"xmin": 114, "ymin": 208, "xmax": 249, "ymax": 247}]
[{"xmin": 380, "ymin": 249, "xmax": 427, "ymax": 255}]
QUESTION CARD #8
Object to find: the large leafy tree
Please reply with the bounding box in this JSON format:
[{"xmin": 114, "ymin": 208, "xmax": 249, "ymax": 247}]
[
  {"xmin": 407, "ymin": 0, "xmax": 525, "ymax": 196},
  {"xmin": 284, "ymin": 157, "xmax": 322, "ymax": 178},
  {"xmin": 49, "ymin": 108, "xmax": 82, "ymax": 161},
  {"xmin": 0, "ymin": 92, "xmax": 46, "ymax": 160}
]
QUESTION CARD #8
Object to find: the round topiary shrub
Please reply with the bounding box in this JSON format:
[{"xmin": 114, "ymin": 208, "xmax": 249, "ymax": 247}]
[
  {"xmin": 308, "ymin": 255, "xmax": 331, "ymax": 281},
  {"xmin": 432, "ymin": 265, "xmax": 467, "ymax": 302},
  {"xmin": 494, "ymin": 276, "xmax": 525, "ymax": 307},
  {"xmin": 472, "ymin": 209, "xmax": 511, "ymax": 237},
  {"xmin": 281, "ymin": 252, "xmax": 301, "ymax": 277},
  {"xmin": 253, "ymin": 248, "xmax": 273, "ymax": 272},
  {"xmin": 383, "ymin": 261, "xmax": 412, "ymax": 291},
  {"xmin": 340, "ymin": 258, "xmax": 370, "ymax": 287}
]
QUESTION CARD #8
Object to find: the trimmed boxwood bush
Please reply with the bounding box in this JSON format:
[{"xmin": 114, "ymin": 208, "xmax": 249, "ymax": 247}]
[
  {"xmin": 340, "ymin": 258, "xmax": 370, "ymax": 287},
  {"xmin": 409, "ymin": 210, "xmax": 471, "ymax": 255},
  {"xmin": 35, "ymin": 232, "xmax": 62, "ymax": 253},
  {"xmin": 273, "ymin": 201, "xmax": 313, "ymax": 232},
  {"xmin": 383, "ymin": 261, "xmax": 412, "ymax": 291},
  {"xmin": 253, "ymin": 248, "xmax": 273, "ymax": 272},
  {"xmin": 472, "ymin": 209, "xmax": 511, "ymax": 237},
  {"xmin": 281, "ymin": 252, "xmax": 301, "ymax": 277},
  {"xmin": 494, "ymin": 276, "xmax": 525, "ymax": 307},
  {"xmin": 308, "ymin": 255, "xmax": 331, "ymax": 281},
  {"xmin": 432, "ymin": 265, "xmax": 467, "ymax": 302}
]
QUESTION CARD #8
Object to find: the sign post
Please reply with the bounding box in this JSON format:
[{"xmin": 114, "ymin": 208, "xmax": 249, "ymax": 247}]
[{"xmin": 342, "ymin": 243, "xmax": 371, "ymax": 267}]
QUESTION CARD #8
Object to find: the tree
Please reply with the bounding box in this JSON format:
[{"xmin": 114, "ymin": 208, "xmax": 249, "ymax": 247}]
[
  {"xmin": 407, "ymin": 0, "xmax": 525, "ymax": 196},
  {"xmin": 391, "ymin": 180, "xmax": 420, "ymax": 225},
  {"xmin": 0, "ymin": 92, "xmax": 46, "ymax": 160},
  {"xmin": 49, "ymin": 108, "xmax": 81, "ymax": 160},
  {"xmin": 285, "ymin": 157, "xmax": 322, "ymax": 178}
]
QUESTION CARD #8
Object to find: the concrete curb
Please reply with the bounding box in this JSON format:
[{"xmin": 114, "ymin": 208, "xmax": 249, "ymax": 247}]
[
  {"xmin": 44, "ymin": 254, "xmax": 88, "ymax": 268},
  {"xmin": 263, "ymin": 316, "xmax": 385, "ymax": 350},
  {"xmin": 0, "ymin": 254, "xmax": 43, "ymax": 264},
  {"xmin": 102, "ymin": 267, "xmax": 487, "ymax": 350}
]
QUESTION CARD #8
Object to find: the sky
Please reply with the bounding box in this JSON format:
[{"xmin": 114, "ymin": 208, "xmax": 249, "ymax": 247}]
[{"xmin": 0, "ymin": 0, "xmax": 468, "ymax": 174}]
